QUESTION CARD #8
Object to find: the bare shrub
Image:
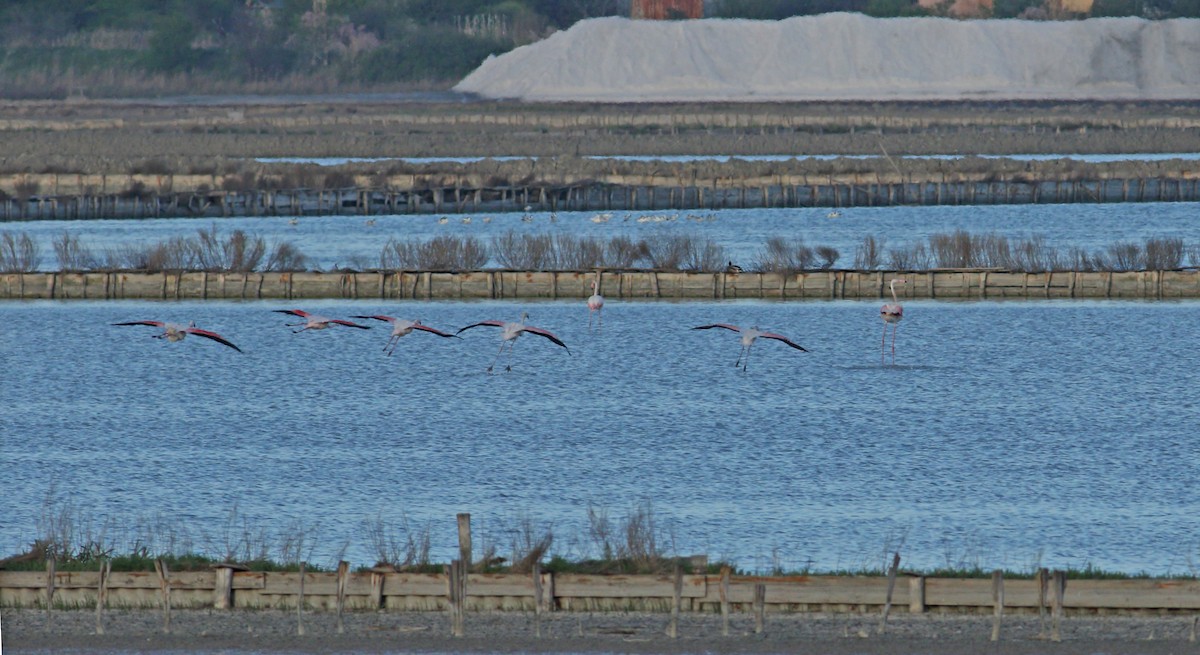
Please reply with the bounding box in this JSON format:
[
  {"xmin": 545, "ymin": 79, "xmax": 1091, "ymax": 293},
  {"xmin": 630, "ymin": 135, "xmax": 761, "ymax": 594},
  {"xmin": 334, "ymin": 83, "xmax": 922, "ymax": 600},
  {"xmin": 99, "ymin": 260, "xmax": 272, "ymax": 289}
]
[
  {"xmin": 365, "ymin": 514, "xmax": 432, "ymax": 569},
  {"xmin": 853, "ymin": 235, "xmax": 884, "ymax": 269},
  {"xmin": 52, "ymin": 232, "xmax": 97, "ymax": 271},
  {"xmin": 383, "ymin": 236, "xmax": 488, "ymax": 271},
  {"xmin": 0, "ymin": 231, "xmax": 40, "ymax": 272},
  {"xmin": 1069, "ymin": 247, "xmax": 1106, "ymax": 272},
  {"xmin": 815, "ymin": 246, "xmax": 840, "ymax": 269},
  {"xmin": 754, "ymin": 237, "xmax": 814, "ymax": 273},
  {"xmin": 1145, "ymin": 237, "xmax": 1184, "ymax": 270},
  {"xmin": 929, "ymin": 230, "xmax": 983, "ymax": 268},
  {"xmin": 492, "ymin": 231, "xmax": 556, "ymax": 270},
  {"xmin": 1107, "ymin": 241, "xmax": 1144, "ymax": 271},
  {"xmin": 605, "ymin": 235, "xmax": 645, "ymax": 268},
  {"xmin": 887, "ymin": 242, "xmax": 931, "ymax": 270},
  {"xmin": 192, "ymin": 226, "xmax": 267, "ymax": 272},
  {"xmin": 555, "ymin": 235, "xmax": 605, "ymax": 270},
  {"xmin": 1008, "ymin": 235, "xmax": 1061, "ymax": 271},
  {"xmin": 508, "ymin": 515, "xmax": 554, "ymax": 574},
  {"xmin": 642, "ymin": 234, "xmax": 723, "ymax": 271},
  {"xmin": 263, "ymin": 241, "xmax": 308, "ymax": 271},
  {"xmin": 586, "ymin": 501, "xmax": 671, "ymax": 572}
]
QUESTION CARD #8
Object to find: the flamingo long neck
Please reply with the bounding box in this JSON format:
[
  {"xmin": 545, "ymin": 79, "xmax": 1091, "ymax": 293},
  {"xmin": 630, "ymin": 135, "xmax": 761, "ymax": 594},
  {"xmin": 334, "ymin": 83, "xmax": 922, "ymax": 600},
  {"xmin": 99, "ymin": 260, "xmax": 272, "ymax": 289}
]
[{"xmin": 890, "ymin": 280, "xmax": 900, "ymax": 304}]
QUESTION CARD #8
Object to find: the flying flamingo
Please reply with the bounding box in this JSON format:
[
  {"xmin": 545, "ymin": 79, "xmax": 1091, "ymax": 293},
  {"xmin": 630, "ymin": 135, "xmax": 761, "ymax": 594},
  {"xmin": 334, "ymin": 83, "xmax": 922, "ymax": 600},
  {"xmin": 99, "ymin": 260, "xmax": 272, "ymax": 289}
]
[
  {"xmin": 457, "ymin": 312, "xmax": 570, "ymax": 373},
  {"xmin": 881, "ymin": 278, "xmax": 908, "ymax": 365},
  {"xmin": 351, "ymin": 315, "xmax": 461, "ymax": 356},
  {"xmin": 112, "ymin": 320, "xmax": 242, "ymax": 352},
  {"xmin": 692, "ymin": 323, "xmax": 808, "ymax": 371},
  {"xmin": 273, "ymin": 309, "xmax": 370, "ymax": 333},
  {"xmin": 586, "ymin": 272, "xmax": 604, "ymax": 330}
]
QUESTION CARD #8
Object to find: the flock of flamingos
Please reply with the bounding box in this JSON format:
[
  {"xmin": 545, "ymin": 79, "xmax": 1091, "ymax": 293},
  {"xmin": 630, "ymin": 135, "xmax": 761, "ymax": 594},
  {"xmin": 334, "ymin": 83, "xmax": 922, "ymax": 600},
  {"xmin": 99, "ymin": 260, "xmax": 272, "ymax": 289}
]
[{"xmin": 114, "ymin": 276, "xmax": 911, "ymax": 371}]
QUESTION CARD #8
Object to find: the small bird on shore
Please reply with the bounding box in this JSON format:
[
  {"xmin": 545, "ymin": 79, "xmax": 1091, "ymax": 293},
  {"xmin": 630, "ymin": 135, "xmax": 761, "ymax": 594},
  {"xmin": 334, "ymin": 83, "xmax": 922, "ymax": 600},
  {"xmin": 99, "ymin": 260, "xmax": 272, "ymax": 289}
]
[{"xmin": 113, "ymin": 320, "xmax": 242, "ymax": 352}]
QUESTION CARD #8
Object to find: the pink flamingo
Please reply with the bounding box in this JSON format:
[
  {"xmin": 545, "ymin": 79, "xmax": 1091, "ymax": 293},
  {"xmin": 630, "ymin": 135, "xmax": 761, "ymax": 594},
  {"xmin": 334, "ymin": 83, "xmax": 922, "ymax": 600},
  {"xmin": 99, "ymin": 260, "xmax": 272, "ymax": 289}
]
[
  {"xmin": 273, "ymin": 309, "xmax": 370, "ymax": 333},
  {"xmin": 881, "ymin": 278, "xmax": 907, "ymax": 364},
  {"xmin": 112, "ymin": 320, "xmax": 242, "ymax": 352},
  {"xmin": 457, "ymin": 311, "xmax": 570, "ymax": 373},
  {"xmin": 587, "ymin": 272, "xmax": 604, "ymax": 329},
  {"xmin": 351, "ymin": 315, "xmax": 461, "ymax": 356},
  {"xmin": 692, "ymin": 323, "xmax": 808, "ymax": 371}
]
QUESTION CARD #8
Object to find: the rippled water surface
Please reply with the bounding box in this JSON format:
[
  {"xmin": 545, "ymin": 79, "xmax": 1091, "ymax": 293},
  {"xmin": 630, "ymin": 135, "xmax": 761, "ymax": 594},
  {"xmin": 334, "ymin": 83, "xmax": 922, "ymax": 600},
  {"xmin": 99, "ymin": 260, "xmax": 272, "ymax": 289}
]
[
  {"xmin": 6, "ymin": 202, "xmax": 1200, "ymax": 271},
  {"xmin": 2, "ymin": 297, "xmax": 1198, "ymax": 574}
]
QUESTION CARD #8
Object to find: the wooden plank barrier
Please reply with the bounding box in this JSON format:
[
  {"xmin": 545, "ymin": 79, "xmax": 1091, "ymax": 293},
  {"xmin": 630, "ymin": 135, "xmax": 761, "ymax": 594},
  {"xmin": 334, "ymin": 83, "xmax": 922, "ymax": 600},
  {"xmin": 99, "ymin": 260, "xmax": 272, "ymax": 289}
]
[
  {"xmin": 5, "ymin": 568, "xmax": 1200, "ymax": 616},
  {"xmin": 4, "ymin": 269, "xmax": 1200, "ymax": 301}
]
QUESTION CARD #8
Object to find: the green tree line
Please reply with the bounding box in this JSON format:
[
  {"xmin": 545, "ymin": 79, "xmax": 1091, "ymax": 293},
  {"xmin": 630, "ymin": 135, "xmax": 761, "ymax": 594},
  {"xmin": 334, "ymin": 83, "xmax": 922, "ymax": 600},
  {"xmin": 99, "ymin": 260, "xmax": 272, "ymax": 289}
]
[{"xmin": 1, "ymin": 0, "xmax": 1194, "ymax": 99}]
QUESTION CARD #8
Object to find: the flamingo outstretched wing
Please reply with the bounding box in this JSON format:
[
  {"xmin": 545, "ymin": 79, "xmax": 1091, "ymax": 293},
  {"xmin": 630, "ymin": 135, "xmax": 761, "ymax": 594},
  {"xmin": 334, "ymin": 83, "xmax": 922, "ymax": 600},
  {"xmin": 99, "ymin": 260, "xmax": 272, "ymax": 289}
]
[
  {"xmin": 184, "ymin": 327, "xmax": 243, "ymax": 352},
  {"xmin": 691, "ymin": 323, "xmax": 742, "ymax": 333},
  {"xmin": 759, "ymin": 331, "xmax": 809, "ymax": 352},
  {"xmin": 353, "ymin": 315, "xmax": 397, "ymax": 324},
  {"xmin": 273, "ymin": 309, "xmax": 311, "ymax": 318},
  {"xmin": 329, "ymin": 319, "xmax": 370, "ymax": 329},
  {"xmin": 412, "ymin": 324, "xmax": 461, "ymax": 338},
  {"xmin": 113, "ymin": 320, "xmax": 167, "ymax": 328},
  {"xmin": 456, "ymin": 320, "xmax": 508, "ymax": 334},
  {"xmin": 520, "ymin": 326, "xmax": 570, "ymax": 354}
]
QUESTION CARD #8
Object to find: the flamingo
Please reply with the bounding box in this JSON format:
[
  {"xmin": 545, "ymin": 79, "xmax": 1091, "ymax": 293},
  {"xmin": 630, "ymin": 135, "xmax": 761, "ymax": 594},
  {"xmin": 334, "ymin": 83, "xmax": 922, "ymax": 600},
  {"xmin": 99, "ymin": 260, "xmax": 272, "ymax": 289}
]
[
  {"xmin": 112, "ymin": 320, "xmax": 242, "ymax": 352},
  {"xmin": 273, "ymin": 309, "xmax": 370, "ymax": 333},
  {"xmin": 587, "ymin": 272, "xmax": 604, "ymax": 330},
  {"xmin": 692, "ymin": 323, "xmax": 808, "ymax": 371},
  {"xmin": 457, "ymin": 312, "xmax": 570, "ymax": 373},
  {"xmin": 881, "ymin": 278, "xmax": 907, "ymax": 365},
  {"xmin": 351, "ymin": 315, "xmax": 461, "ymax": 356}
]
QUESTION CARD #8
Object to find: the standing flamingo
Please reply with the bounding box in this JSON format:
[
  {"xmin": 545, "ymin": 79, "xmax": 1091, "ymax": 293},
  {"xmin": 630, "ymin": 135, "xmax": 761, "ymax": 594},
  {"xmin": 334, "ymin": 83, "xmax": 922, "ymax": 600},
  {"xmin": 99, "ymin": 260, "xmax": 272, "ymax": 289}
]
[
  {"xmin": 692, "ymin": 323, "xmax": 808, "ymax": 371},
  {"xmin": 881, "ymin": 278, "xmax": 907, "ymax": 365},
  {"xmin": 457, "ymin": 312, "xmax": 570, "ymax": 373},
  {"xmin": 351, "ymin": 315, "xmax": 461, "ymax": 356},
  {"xmin": 112, "ymin": 320, "xmax": 242, "ymax": 352},
  {"xmin": 273, "ymin": 309, "xmax": 370, "ymax": 333},
  {"xmin": 587, "ymin": 272, "xmax": 604, "ymax": 330}
]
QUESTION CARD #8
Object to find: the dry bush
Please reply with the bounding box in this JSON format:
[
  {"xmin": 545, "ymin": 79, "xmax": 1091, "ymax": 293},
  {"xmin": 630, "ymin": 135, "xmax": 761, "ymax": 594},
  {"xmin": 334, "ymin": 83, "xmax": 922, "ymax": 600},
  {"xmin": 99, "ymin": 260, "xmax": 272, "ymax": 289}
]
[
  {"xmin": 586, "ymin": 501, "xmax": 671, "ymax": 572},
  {"xmin": 1145, "ymin": 237, "xmax": 1184, "ymax": 270},
  {"xmin": 605, "ymin": 235, "xmax": 645, "ymax": 268},
  {"xmin": 508, "ymin": 515, "xmax": 554, "ymax": 574},
  {"xmin": 555, "ymin": 235, "xmax": 606, "ymax": 270},
  {"xmin": 191, "ymin": 226, "xmax": 267, "ymax": 272},
  {"xmin": 381, "ymin": 235, "xmax": 487, "ymax": 271},
  {"xmin": 492, "ymin": 231, "xmax": 556, "ymax": 270},
  {"xmin": 929, "ymin": 229, "xmax": 984, "ymax": 268},
  {"xmin": 365, "ymin": 514, "xmax": 432, "ymax": 569},
  {"xmin": 52, "ymin": 232, "xmax": 97, "ymax": 271},
  {"xmin": 887, "ymin": 242, "xmax": 931, "ymax": 270},
  {"xmin": 0, "ymin": 231, "xmax": 41, "ymax": 272},
  {"xmin": 815, "ymin": 246, "xmax": 840, "ymax": 269},
  {"xmin": 1107, "ymin": 241, "xmax": 1144, "ymax": 271},
  {"xmin": 262, "ymin": 241, "xmax": 308, "ymax": 271},
  {"xmin": 641, "ymin": 234, "xmax": 724, "ymax": 271},
  {"xmin": 854, "ymin": 235, "xmax": 884, "ymax": 269},
  {"xmin": 754, "ymin": 237, "xmax": 814, "ymax": 272}
]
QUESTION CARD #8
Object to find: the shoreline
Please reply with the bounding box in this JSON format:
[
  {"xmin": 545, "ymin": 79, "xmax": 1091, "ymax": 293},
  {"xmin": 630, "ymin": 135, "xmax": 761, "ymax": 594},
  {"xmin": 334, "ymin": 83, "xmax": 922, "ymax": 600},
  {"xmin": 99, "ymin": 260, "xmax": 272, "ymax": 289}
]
[{"xmin": 4, "ymin": 609, "xmax": 1198, "ymax": 654}]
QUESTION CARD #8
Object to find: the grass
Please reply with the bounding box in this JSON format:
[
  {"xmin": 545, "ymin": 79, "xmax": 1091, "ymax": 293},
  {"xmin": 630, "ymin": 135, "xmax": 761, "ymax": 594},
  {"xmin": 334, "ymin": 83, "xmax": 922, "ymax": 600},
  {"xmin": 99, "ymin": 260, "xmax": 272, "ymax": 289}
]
[{"xmin": 5, "ymin": 492, "xmax": 1195, "ymax": 580}]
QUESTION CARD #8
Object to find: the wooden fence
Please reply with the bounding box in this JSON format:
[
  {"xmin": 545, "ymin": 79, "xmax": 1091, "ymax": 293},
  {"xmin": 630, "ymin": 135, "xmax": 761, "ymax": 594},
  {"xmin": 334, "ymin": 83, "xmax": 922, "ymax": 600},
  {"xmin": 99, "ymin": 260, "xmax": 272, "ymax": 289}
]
[
  {"xmin": 3, "ymin": 566, "xmax": 1199, "ymax": 616},
  {"xmin": 4, "ymin": 268, "xmax": 1200, "ymax": 301}
]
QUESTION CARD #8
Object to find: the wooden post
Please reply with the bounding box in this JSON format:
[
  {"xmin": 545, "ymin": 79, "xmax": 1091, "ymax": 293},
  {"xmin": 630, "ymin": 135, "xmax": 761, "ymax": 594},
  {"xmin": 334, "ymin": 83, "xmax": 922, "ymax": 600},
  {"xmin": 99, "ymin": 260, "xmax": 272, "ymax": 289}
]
[
  {"xmin": 753, "ymin": 583, "xmax": 766, "ymax": 634},
  {"xmin": 1051, "ymin": 570, "xmax": 1066, "ymax": 642},
  {"xmin": 457, "ymin": 513, "xmax": 472, "ymax": 569},
  {"xmin": 532, "ymin": 562, "xmax": 543, "ymax": 638},
  {"xmin": 369, "ymin": 566, "xmax": 388, "ymax": 610},
  {"xmin": 44, "ymin": 557, "xmax": 56, "ymax": 624},
  {"xmin": 213, "ymin": 564, "xmax": 246, "ymax": 610},
  {"xmin": 719, "ymin": 566, "xmax": 731, "ymax": 637},
  {"xmin": 878, "ymin": 552, "xmax": 900, "ymax": 635},
  {"xmin": 1036, "ymin": 568, "xmax": 1048, "ymax": 638},
  {"xmin": 336, "ymin": 560, "xmax": 349, "ymax": 634},
  {"xmin": 447, "ymin": 559, "xmax": 465, "ymax": 637},
  {"xmin": 908, "ymin": 575, "xmax": 926, "ymax": 613},
  {"xmin": 667, "ymin": 564, "xmax": 682, "ymax": 638},
  {"xmin": 154, "ymin": 559, "xmax": 171, "ymax": 634},
  {"xmin": 94, "ymin": 559, "xmax": 110, "ymax": 635},
  {"xmin": 297, "ymin": 562, "xmax": 306, "ymax": 636},
  {"xmin": 991, "ymin": 570, "xmax": 1004, "ymax": 642}
]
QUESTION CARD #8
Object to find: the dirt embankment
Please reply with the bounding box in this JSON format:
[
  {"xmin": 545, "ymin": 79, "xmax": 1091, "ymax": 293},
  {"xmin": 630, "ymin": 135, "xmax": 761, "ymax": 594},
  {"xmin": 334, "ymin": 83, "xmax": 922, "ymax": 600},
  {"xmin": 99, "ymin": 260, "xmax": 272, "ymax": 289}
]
[{"xmin": 4, "ymin": 608, "xmax": 1199, "ymax": 655}]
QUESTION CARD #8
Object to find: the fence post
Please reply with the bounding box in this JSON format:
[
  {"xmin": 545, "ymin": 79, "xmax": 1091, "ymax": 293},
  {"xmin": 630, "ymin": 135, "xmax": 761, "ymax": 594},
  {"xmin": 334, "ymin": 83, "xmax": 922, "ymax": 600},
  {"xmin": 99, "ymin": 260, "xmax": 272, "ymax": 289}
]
[
  {"xmin": 1051, "ymin": 570, "xmax": 1066, "ymax": 642},
  {"xmin": 908, "ymin": 575, "xmax": 926, "ymax": 614},
  {"xmin": 95, "ymin": 558, "xmax": 110, "ymax": 634},
  {"xmin": 991, "ymin": 570, "xmax": 1004, "ymax": 642},
  {"xmin": 297, "ymin": 562, "xmax": 306, "ymax": 636},
  {"xmin": 447, "ymin": 559, "xmax": 465, "ymax": 637},
  {"xmin": 336, "ymin": 560, "xmax": 349, "ymax": 634},
  {"xmin": 532, "ymin": 561, "xmax": 543, "ymax": 638},
  {"xmin": 1036, "ymin": 568, "xmax": 1048, "ymax": 638},
  {"xmin": 457, "ymin": 513, "xmax": 472, "ymax": 569},
  {"xmin": 154, "ymin": 559, "xmax": 171, "ymax": 634},
  {"xmin": 720, "ymin": 566, "xmax": 731, "ymax": 637},
  {"xmin": 753, "ymin": 583, "xmax": 766, "ymax": 634},
  {"xmin": 44, "ymin": 557, "xmax": 56, "ymax": 625},
  {"xmin": 667, "ymin": 564, "xmax": 682, "ymax": 638}
]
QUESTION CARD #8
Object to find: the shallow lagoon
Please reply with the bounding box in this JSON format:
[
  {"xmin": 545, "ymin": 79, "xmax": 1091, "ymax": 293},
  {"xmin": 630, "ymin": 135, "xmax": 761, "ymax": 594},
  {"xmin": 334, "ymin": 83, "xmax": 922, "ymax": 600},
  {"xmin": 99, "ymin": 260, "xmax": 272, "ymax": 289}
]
[{"xmin": 2, "ymin": 297, "xmax": 1197, "ymax": 574}]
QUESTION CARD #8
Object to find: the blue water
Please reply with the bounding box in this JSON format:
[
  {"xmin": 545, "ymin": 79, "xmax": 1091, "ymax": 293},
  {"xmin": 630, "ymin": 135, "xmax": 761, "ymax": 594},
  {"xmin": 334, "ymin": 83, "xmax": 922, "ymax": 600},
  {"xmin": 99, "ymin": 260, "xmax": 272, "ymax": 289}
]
[
  {"xmin": 2, "ymin": 297, "xmax": 1198, "ymax": 575},
  {"xmin": 5, "ymin": 202, "xmax": 1200, "ymax": 272}
]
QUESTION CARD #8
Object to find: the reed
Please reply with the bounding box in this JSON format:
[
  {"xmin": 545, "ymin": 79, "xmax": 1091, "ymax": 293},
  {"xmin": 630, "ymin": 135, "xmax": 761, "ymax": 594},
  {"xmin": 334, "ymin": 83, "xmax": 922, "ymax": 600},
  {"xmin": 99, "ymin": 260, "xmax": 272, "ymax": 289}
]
[{"xmin": 0, "ymin": 231, "xmax": 41, "ymax": 272}]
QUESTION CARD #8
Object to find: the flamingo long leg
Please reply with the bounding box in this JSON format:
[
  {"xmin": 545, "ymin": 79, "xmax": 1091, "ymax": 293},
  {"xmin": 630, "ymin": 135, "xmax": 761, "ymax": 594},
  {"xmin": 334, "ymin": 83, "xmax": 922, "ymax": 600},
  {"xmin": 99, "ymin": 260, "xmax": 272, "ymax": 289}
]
[
  {"xmin": 488, "ymin": 340, "xmax": 507, "ymax": 373},
  {"xmin": 891, "ymin": 323, "xmax": 899, "ymax": 364},
  {"xmin": 505, "ymin": 339, "xmax": 518, "ymax": 371},
  {"xmin": 742, "ymin": 344, "xmax": 753, "ymax": 371}
]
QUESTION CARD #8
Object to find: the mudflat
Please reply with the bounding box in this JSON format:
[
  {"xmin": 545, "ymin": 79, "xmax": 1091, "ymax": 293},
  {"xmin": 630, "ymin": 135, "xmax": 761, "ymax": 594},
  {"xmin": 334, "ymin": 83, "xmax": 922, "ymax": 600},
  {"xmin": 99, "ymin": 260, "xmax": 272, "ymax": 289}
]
[{"xmin": 4, "ymin": 608, "xmax": 1198, "ymax": 654}]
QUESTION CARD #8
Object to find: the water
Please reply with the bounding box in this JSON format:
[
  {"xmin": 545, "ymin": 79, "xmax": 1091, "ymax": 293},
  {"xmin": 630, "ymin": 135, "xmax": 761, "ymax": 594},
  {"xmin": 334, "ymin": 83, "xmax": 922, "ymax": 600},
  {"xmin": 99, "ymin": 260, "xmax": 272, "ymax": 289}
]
[
  {"xmin": 5, "ymin": 202, "xmax": 1200, "ymax": 272},
  {"xmin": 2, "ymin": 297, "xmax": 1198, "ymax": 575}
]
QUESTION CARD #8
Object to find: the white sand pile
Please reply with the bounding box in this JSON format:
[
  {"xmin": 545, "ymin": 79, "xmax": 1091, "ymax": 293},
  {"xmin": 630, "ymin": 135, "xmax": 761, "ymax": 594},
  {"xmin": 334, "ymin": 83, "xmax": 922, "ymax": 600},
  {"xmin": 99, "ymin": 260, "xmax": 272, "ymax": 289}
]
[{"xmin": 454, "ymin": 13, "xmax": 1200, "ymax": 102}]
